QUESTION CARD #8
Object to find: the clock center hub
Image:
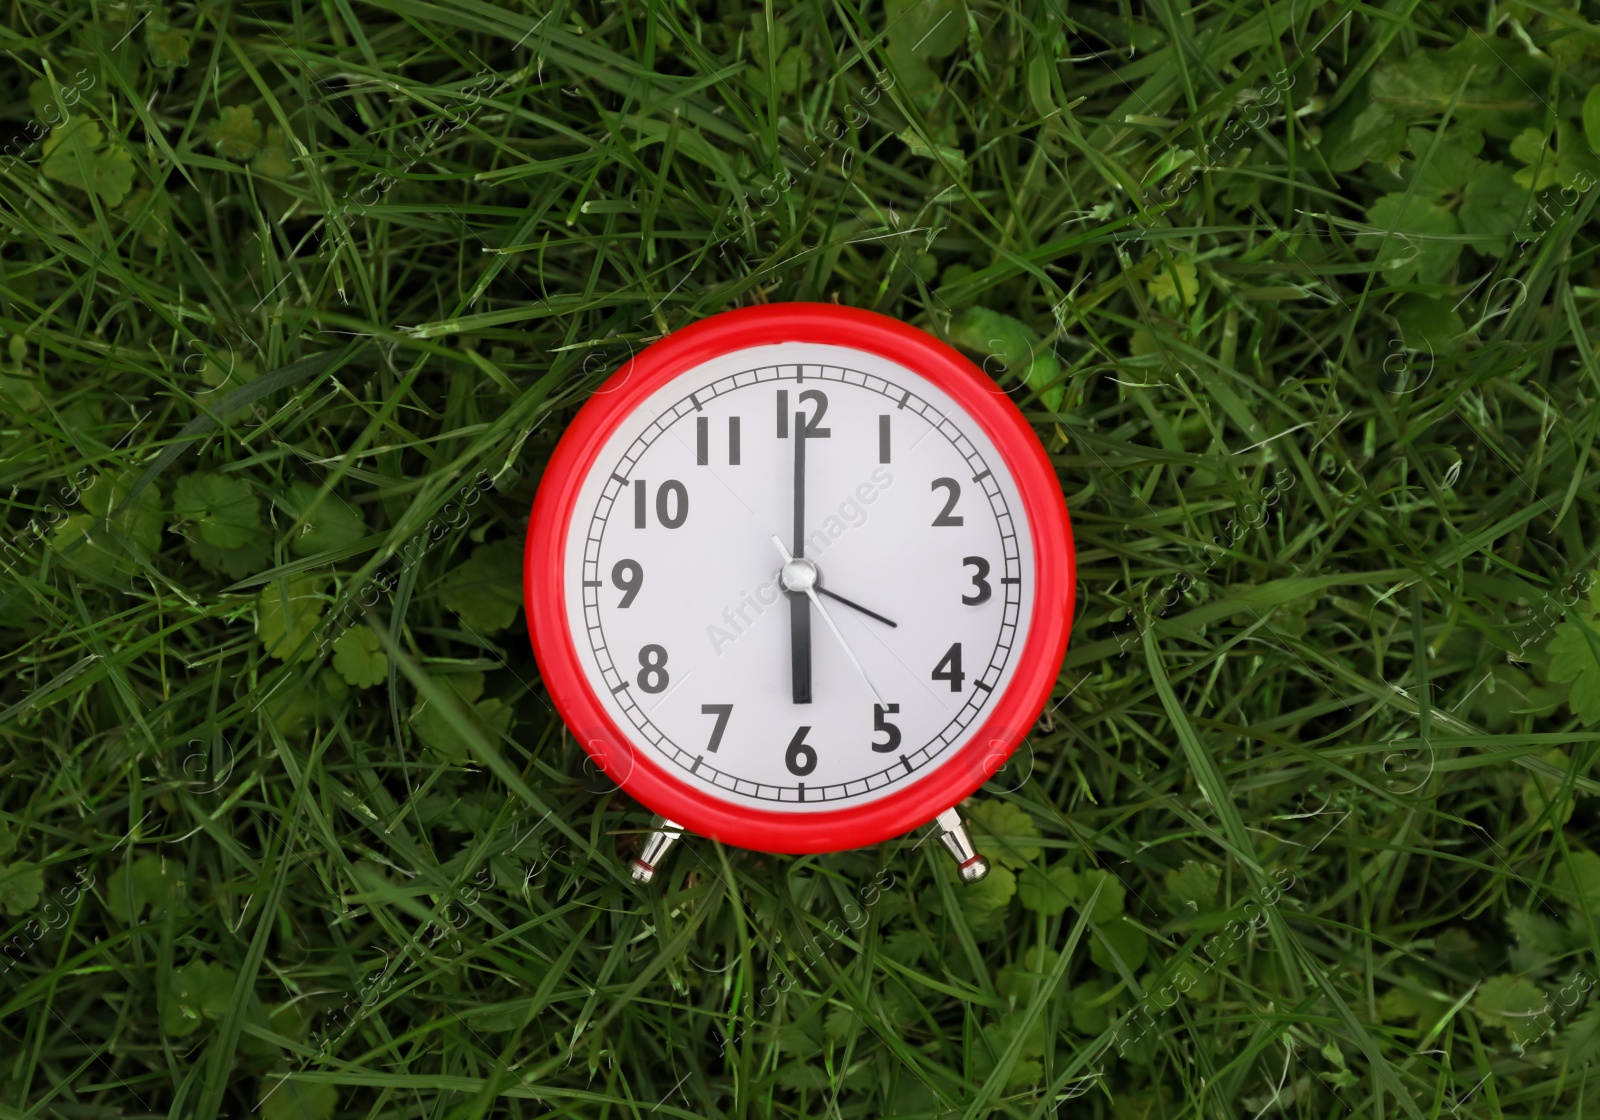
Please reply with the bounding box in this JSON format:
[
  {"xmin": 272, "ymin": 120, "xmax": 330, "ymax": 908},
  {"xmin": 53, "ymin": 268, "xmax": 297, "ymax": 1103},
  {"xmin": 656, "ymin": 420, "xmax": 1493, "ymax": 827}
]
[{"xmin": 780, "ymin": 557, "xmax": 820, "ymax": 593}]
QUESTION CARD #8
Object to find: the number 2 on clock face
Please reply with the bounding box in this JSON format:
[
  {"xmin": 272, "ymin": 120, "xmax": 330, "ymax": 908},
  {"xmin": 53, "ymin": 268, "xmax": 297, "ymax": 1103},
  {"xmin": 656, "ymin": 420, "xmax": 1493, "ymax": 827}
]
[{"xmin": 561, "ymin": 344, "xmax": 1037, "ymax": 811}]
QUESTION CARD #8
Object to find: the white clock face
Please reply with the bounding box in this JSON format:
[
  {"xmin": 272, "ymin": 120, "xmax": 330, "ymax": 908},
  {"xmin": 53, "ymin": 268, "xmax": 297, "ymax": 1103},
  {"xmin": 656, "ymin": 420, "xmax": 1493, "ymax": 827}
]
[{"xmin": 561, "ymin": 343, "xmax": 1037, "ymax": 812}]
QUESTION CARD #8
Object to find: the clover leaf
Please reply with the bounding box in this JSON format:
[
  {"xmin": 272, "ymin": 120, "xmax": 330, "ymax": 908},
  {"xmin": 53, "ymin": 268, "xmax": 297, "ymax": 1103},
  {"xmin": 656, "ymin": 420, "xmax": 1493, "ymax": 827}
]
[
  {"xmin": 41, "ymin": 118, "xmax": 135, "ymax": 206},
  {"xmin": 1507, "ymin": 907, "xmax": 1576, "ymax": 956},
  {"xmin": 1459, "ymin": 161, "xmax": 1529, "ymax": 254},
  {"xmin": 208, "ymin": 105, "xmax": 262, "ymax": 160},
  {"xmin": 1401, "ymin": 126, "xmax": 1477, "ymax": 198},
  {"xmin": 1165, "ymin": 860, "xmax": 1221, "ymax": 912},
  {"xmin": 946, "ymin": 306, "xmax": 1064, "ymax": 410},
  {"xmin": 189, "ymin": 533, "xmax": 271, "ymax": 580},
  {"xmin": 163, "ymin": 959, "xmax": 238, "ymax": 1037},
  {"xmin": 1473, "ymin": 974, "xmax": 1549, "ymax": 1044},
  {"xmin": 442, "ymin": 539, "xmax": 523, "ymax": 633},
  {"xmin": 1511, "ymin": 128, "xmax": 1558, "ymax": 191},
  {"xmin": 958, "ymin": 863, "xmax": 1016, "ymax": 916},
  {"xmin": 745, "ymin": 13, "xmax": 812, "ymax": 96},
  {"xmin": 278, "ymin": 482, "xmax": 367, "ymax": 558},
  {"xmin": 51, "ymin": 471, "xmax": 163, "ymax": 583},
  {"xmin": 1553, "ymin": 849, "xmax": 1600, "ymax": 912},
  {"xmin": 0, "ymin": 860, "xmax": 43, "ymax": 916},
  {"xmin": 254, "ymin": 125, "xmax": 293, "ymax": 178},
  {"xmin": 174, "ymin": 472, "xmax": 260, "ymax": 549},
  {"xmin": 1069, "ymin": 977, "xmax": 1113, "ymax": 1032},
  {"xmin": 269, "ymin": 669, "xmax": 348, "ymax": 736},
  {"xmin": 147, "ymin": 23, "xmax": 190, "ymax": 68},
  {"xmin": 105, "ymin": 853, "xmax": 180, "ymax": 923},
  {"xmin": 410, "ymin": 671, "xmax": 514, "ymax": 763},
  {"xmin": 1390, "ymin": 294, "xmax": 1464, "ymax": 358},
  {"xmin": 966, "ymin": 800, "xmax": 1041, "ymax": 869},
  {"xmin": 1379, "ymin": 981, "xmax": 1452, "ymax": 1032},
  {"xmin": 258, "ymin": 575, "xmax": 326, "ymax": 661},
  {"xmin": 1147, "ymin": 258, "xmax": 1199, "ymax": 308},
  {"xmin": 996, "ymin": 945, "xmax": 1060, "ymax": 1003},
  {"xmin": 1320, "ymin": 100, "xmax": 1405, "ymax": 174},
  {"xmin": 1089, "ymin": 917, "xmax": 1148, "ymax": 971},
  {"xmin": 1357, "ymin": 194, "xmax": 1460, "ymax": 284},
  {"xmin": 1547, "ymin": 616, "xmax": 1600, "ymax": 724},
  {"xmin": 260, "ymin": 1082, "xmax": 336, "ymax": 1120},
  {"xmin": 1016, "ymin": 863, "xmax": 1077, "ymax": 915},
  {"xmin": 332, "ymin": 624, "xmax": 388, "ymax": 688},
  {"xmin": 1077, "ymin": 868, "xmax": 1126, "ymax": 921},
  {"xmin": 884, "ymin": 0, "xmax": 967, "ymax": 99}
]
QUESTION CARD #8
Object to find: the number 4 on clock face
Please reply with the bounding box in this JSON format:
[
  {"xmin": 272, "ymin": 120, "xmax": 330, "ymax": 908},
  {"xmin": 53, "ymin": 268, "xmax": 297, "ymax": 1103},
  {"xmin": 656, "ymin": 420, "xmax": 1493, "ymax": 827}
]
[{"xmin": 530, "ymin": 307, "xmax": 1073, "ymax": 882}]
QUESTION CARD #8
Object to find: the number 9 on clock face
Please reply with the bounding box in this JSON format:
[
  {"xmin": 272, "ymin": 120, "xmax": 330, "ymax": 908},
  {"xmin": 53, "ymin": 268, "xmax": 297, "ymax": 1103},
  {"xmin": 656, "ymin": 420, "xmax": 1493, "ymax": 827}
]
[{"xmin": 526, "ymin": 304, "xmax": 1074, "ymax": 855}]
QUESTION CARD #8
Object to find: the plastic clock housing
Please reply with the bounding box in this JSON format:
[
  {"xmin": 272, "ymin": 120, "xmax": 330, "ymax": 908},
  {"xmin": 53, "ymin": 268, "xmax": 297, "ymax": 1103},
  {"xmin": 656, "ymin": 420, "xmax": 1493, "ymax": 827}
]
[{"xmin": 524, "ymin": 303, "xmax": 1074, "ymax": 856}]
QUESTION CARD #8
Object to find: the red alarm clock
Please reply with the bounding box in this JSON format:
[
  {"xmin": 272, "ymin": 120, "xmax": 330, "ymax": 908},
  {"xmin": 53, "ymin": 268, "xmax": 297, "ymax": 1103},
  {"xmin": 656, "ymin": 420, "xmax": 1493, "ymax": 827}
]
[{"xmin": 525, "ymin": 304, "xmax": 1073, "ymax": 882}]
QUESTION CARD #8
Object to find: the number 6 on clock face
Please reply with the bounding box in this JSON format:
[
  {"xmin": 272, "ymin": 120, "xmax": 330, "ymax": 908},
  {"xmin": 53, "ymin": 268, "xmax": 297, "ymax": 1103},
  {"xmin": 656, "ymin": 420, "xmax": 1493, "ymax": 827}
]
[{"xmin": 525, "ymin": 304, "xmax": 1075, "ymax": 857}]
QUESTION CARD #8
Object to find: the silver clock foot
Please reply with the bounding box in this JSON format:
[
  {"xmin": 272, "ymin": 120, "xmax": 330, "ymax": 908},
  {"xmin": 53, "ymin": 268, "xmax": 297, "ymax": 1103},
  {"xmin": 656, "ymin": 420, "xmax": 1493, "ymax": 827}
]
[
  {"xmin": 935, "ymin": 807, "xmax": 990, "ymax": 884},
  {"xmin": 629, "ymin": 817, "xmax": 684, "ymax": 883}
]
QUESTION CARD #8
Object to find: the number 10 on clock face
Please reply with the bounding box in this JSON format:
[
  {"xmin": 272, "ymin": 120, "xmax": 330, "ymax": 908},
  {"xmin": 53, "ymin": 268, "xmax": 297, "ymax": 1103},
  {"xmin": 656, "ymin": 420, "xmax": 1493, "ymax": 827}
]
[{"xmin": 558, "ymin": 342, "xmax": 1038, "ymax": 814}]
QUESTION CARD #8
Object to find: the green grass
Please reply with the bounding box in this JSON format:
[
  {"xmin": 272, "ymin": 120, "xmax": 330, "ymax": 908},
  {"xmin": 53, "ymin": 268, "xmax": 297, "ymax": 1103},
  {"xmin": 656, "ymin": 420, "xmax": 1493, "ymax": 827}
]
[{"xmin": 3, "ymin": 0, "xmax": 1600, "ymax": 1116}]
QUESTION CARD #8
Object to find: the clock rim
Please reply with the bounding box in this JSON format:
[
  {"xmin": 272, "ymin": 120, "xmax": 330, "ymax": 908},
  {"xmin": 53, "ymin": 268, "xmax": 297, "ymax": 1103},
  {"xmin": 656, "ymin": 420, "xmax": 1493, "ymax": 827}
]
[{"xmin": 525, "ymin": 302, "xmax": 1074, "ymax": 855}]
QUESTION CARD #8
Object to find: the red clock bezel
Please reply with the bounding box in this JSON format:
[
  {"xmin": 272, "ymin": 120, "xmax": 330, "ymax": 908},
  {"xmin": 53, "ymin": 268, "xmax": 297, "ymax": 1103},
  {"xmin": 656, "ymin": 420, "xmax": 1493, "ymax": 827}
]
[{"xmin": 524, "ymin": 303, "xmax": 1074, "ymax": 855}]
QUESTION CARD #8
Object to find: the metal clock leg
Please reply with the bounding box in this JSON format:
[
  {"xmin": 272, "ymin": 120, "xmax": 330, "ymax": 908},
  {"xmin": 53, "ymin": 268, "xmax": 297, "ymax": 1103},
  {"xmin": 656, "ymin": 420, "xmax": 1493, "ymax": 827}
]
[
  {"xmin": 629, "ymin": 817, "xmax": 684, "ymax": 884},
  {"xmin": 934, "ymin": 807, "xmax": 990, "ymax": 884}
]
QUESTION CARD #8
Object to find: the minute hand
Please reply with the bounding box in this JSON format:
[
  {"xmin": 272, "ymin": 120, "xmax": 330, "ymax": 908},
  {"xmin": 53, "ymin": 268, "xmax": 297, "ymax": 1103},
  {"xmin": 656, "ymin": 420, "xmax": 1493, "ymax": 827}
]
[{"xmin": 788, "ymin": 412, "xmax": 811, "ymax": 704}]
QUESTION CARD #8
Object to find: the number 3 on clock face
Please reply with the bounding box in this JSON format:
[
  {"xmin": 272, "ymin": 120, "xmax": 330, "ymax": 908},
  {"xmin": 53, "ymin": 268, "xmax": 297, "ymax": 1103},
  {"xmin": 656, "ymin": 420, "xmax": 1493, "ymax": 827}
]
[{"xmin": 526, "ymin": 304, "xmax": 1075, "ymax": 856}]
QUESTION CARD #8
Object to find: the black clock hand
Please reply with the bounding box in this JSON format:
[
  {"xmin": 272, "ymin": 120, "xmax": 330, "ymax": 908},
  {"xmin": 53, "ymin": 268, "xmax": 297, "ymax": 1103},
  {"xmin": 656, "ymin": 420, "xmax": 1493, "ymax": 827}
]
[
  {"xmin": 772, "ymin": 536, "xmax": 882, "ymax": 704},
  {"xmin": 817, "ymin": 588, "xmax": 897, "ymax": 628},
  {"xmin": 789, "ymin": 410, "xmax": 811, "ymax": 704},
  {"xmin": 793, "ymin": 410, "xmax": 806, "ymax": 560}
]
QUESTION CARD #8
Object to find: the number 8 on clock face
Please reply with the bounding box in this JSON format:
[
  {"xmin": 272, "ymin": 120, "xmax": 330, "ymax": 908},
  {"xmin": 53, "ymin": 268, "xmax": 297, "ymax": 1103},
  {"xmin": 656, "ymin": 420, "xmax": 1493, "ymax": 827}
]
[{"xmin": 525, "ymin": 304, "xmax": 1075, "ymax": 869}]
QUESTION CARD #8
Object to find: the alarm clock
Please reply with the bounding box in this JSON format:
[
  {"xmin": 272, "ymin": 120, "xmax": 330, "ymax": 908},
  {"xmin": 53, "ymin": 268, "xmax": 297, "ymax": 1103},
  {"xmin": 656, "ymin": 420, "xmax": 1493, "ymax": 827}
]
[{"xmin": 524, "ymin": 304, "xmax": 1074, "ymax": 883}]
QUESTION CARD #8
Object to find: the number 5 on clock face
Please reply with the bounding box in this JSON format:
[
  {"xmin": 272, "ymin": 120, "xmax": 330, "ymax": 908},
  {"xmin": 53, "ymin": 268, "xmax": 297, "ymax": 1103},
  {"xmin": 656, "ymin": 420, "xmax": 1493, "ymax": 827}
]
[{"xmin": 526, "ymin": 305, "xmax": 1075, "ymax": 858}]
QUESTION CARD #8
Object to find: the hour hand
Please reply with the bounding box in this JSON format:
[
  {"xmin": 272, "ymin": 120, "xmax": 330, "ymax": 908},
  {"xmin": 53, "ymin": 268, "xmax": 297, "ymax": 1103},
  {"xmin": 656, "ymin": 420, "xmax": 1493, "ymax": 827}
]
[{"xmin": 817, "ymin": 587, "xmax": 897, "ymax": 628}]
